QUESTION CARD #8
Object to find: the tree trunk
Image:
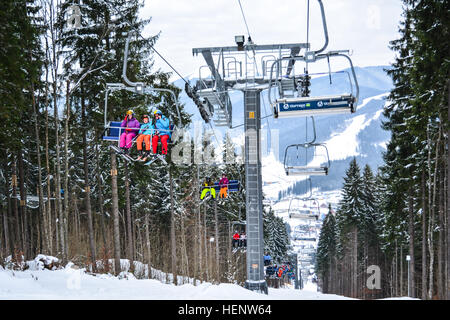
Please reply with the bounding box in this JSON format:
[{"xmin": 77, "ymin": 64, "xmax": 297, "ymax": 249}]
[
  {"xmin": 447, "ymin": 81, "xmax": 450, "ymax": 301},
  {"xmin": 194, "ymin": 166, "xmax": 200, "ymax": 283},
  {"xmin": 95, "ymin": 144, "xmax": 107, "ymax": 252},
  {"xmin": 31, "ymin": 76, "xmax": 49, "ymax": 254},
  {"xmin": 169, "ymin": 168, "xmax": 177, "ymax": 285},
  {"xmin": 124, "ymin": 162, "xmax": 133, "ymax": 265},
  {"xmin": 400, "ymin": 245, "xmax": 403, "ymax": 296},
  {"xmin": 71, "ymin": 191, "xmax": 79, "ymax": 245},
  {"xmin": 110, "ymin": 150, "xmax": 121, "ymax": 275},
  {"xmin": 44, "ymin": 50, "xmax": 53, "ymax": 255},
  {"xmin": 180, "ymin": 213, "xmax": 189, "ymax": 281},
  {"xmin": 352, "ymin": 228, "xmax": 358, "ymax": 298},
  {"xmin": 53, "ymin": 89, "xmax": 64, "ymax": 261},
  {"xmin": 408, "ymin": 189, "xmax": 415, "ymax": 298},
  {"xmin": 63, "ymin": 81, "xmax": 70, "ymax": 260},
  {"xmin": 428, "ymin": 123, "xmax": 441, "ymax": 299},
  {"xmin": 446, "ymin": 130, "xmax": 449, "ymax": 301},
  {"xmin": 437, "ymin": 168, "xmax": 444, "ymax": 299},
  {"xmin": 1, "ymin": 191, "xmax": 10, "ymax": 257},
  {"xmin": 421, "ymin": 170, "xmax": 427, "ymax": 299},
  {"xmin": 80, "ymin": 86, "xmax": 96, "ymax": 269},
  {"xmin": 144, "ymin": 212, "xmax": 151, "ymax": 278},
  {"xmin": 2, "ymin": 152, "xmax": 12, "ymax": 256},
  {"xmin": 214, "ymin": 199, "xmax": 220, "ymax": 282},
  {"xmin": 17, "ymin": 151, "xmax": 29, "ymax": 260},
  {"xmin": 54, "ymin": 163, "xmax": 59, "ymax": 255},
  {"xmin": 11, "ymin": 157, "xmax": 21, "ymax": 252},
  {"xmin": 50, "ymin": 15, "xmax": 64, "ymax": 262},
  {"xmin": 204, "ymin": 203, "xmax": 208, "ymax": 281},
  {"xmin": 394, "ymin": 240, "xmax": 398, "ymax": 296},
  {"xmin": 198, "ymin": 197, "xmax": 203, "ymax": 282}
]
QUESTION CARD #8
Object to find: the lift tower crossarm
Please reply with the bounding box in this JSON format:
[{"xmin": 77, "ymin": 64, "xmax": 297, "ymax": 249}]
[{"xmin": 192, "ymin": 43, "xmax": 308, "ymax": 56}]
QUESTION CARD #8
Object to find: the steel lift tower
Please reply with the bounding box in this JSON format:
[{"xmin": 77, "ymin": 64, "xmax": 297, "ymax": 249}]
[
  {"xmin": 189, "ymin": 40, "xmax": 308, "ymax": 294},
  {"xmin": 187, "ymin": 0, "xmax": 359, "ymax": 294}
]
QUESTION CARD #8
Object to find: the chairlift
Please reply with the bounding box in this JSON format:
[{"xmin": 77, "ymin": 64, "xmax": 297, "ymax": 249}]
[
  {"xmin": 231, "ymin": 220, "xmax": 247, "ymax": 250},
  {"xmin": 267, "ymin": 0, "xmax": 359, "ymax": 119},
  {"xmin": 101, "ymin": 32, "xmax": 182, "ymax": 154},
  {"xmin": 212, "ymin": 180, "xmax": 240, "ymax": 194},
  {"xmin": 199, "ymin": 177, "xmax": 241, "ymax": 199},
  {"xmin": 282, "ymin": 117, "xmax": 330, "ymax": 176},
  {"xmin": 284, "ymin": 143, "xmax": 330, "ymax": 176},
  {"xmin": 290, "ymin": 200, "xmax": 320, "ymax": 221},
  {"xmin": 286, "ymin": 179, "xmax": 319, "ymax": 220}
]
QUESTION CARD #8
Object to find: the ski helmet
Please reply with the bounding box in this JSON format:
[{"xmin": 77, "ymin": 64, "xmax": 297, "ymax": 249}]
[
  {"xmin": 126, "ymin": 110, "xmax": 134, "ymax": 116},
  {"xmin": 142, "ymin": 114, "xmax": 149, "ymax": 120},
  {"xmin": 154, "ymin": 109, "xmax": 162, "ymax": 116}
]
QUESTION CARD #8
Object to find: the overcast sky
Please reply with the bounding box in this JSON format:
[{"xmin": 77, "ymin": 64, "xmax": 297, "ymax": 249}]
[{"xmin": 140, "ymin": 0, "xmax": 404, "ymax": 81}]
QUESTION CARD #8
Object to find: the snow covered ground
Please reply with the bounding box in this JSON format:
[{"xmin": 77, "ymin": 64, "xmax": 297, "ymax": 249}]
[{"xmin": 0, "ymin": 264, "xmax": 355, "ymax": 300}]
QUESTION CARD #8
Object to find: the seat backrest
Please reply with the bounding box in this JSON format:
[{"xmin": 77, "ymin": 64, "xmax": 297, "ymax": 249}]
[
  {"xmin": 212, "ymin": 180, "xmax": 240, "ymax": 192},
  {"xmin": 109, "ymin": 121, "xmax": 122, "ymax": 138},
  {"xmin": 102, "ymin": 121, "xmax": 122, "ymax": 141},
  {"xmin": 228, "ymin": 180, "xmax": 240, "ymax": 192}
]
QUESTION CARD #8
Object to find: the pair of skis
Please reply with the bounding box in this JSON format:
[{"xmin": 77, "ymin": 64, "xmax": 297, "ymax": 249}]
[
  {"xmin": 200, "ymin": 195, "xmax": 211, "ymax": 204},
  {"xmin": 143, "ymin": 154, "xmax": 167, "ymax": 166},
  {"xmin": 200, "ymin": 195, "xmax": 229, "ymax": 205},
  {"xmin": 110, "ymin": 146, "xmax": 167, "ymax": 165},
  {"xmin": 232, "ymin": 247, "xmax": 246, "ymax": 254}
]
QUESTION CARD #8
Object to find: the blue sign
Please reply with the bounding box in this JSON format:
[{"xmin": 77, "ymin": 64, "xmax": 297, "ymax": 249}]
[{"xmin": 277, "ymin": 97, "xmax": 352, "ymax": 113}]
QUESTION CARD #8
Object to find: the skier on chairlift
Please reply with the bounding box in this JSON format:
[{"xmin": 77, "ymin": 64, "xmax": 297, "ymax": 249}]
[
  {"xmin": 219, "ymin": 173, "xmax": 229, "ymax": 199},
  {"xmin": 151, "ymin": 109, "xmax": 171, "ymax": 159},
  {"xmin": 200, "ymin": 177, "xmax": 216, "ymax": 200},
  {"xmin": 264, "ymin": 253, "xmax": 272, "ymax": 266},
  {"xmin": 239, "ymin": 232, "xmax": 247, "ymax": 248},
  {"xmin": 119, "ymin": 110, "xmax": 140, "ymax": 154},
  {"xmin": 136, "ymin": 114, "xmax": 154, "ymax": 161},
  {"xmin": 232, "ymin": 231, "xmax": 240, "ymax": 248}
]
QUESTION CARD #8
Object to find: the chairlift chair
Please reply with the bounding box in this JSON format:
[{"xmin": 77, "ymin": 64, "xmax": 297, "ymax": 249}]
[
  {"xmin": 286, "ymin": 180, "xmax": 320, "ymax": 220},
  {"xmin": 101, "ymin": 32, "xmax": 182, "ymax": 157},
  {"xmin": 267, "ymin": 0, "xmax": 360, "ymax": 119},
  {"xmin": 281, "ymin": 115, "xmax": 330, "ymax": 176},
  {"xmin": 269, "ymin": 52, "xmax": 359, "ymax": 119},
  {"xmin": 213, "ymin": 180, "xmax": 240, "ymax": 194},
  {"xmin": 231, "ymin": 220, "xmax": 246, "ymax": 250}
]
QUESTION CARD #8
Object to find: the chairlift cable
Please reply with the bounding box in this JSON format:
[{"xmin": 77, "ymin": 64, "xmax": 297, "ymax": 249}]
[
  {"xmin": 237, "ymin": 0, "xmax": 253, "ymax": 44},
  {"xmin": 231, "ymin": 114, "xmax": 272, "ymax": 129},
  {"xmin": 137, "ymin": 33, "xmax": 191, "ymax": 88},
  {"xmin": 237, "ymin": 0, "xmax": 259, "ymax": 76},
  {"xmin": 305, "ymin": 117, "xmax": 308, "ymax": 166},
  {"xmin": 138, "ymin": 33, "xmax": 221, "ymax": 145},
  {"xmin": 306, "ymin": 0, "xmax": 311, "ymax": 73}
]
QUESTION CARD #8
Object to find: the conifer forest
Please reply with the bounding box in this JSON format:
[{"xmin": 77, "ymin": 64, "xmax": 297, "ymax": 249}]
[{"xmin": 0, "ymin": 0, "xmax": 448, "ymax": 300}]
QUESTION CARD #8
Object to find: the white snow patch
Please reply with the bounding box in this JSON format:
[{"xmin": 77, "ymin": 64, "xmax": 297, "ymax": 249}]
[
  {"xmin": 320, "ymin": 114, "xmax": 368, "ymax": 162},
  {"xmin": 0, "ymin": 267, "xmax": 356, "ymax": 300},
  {"xmin": 357, "ymin": 92, "xmax": 389, "ymax": 110}
]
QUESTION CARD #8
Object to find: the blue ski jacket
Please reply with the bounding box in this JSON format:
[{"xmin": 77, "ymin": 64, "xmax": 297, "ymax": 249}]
[
  {"xmin": 138, "ymin": 123, "xmax": 155, "ymax": 135},
  {"xmin": 154, "ymin": 116, "xmax": 171, "ymax": 138}
]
